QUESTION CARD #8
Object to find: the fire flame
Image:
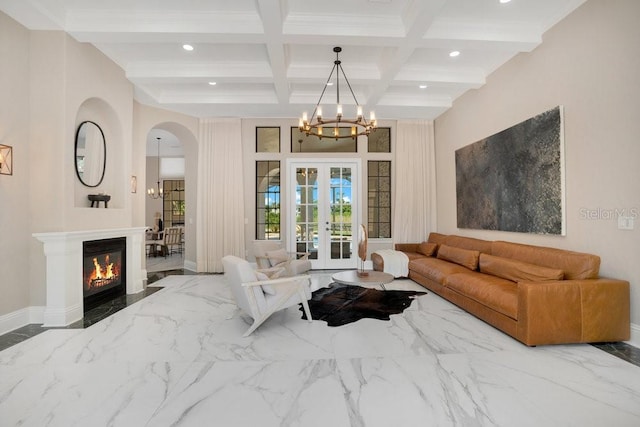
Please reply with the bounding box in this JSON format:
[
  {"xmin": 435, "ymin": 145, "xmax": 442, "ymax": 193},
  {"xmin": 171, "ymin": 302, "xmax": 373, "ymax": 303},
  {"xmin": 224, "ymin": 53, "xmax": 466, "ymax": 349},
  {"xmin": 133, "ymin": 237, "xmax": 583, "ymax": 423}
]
[{"xmin": 87, "ymin": 254, "xmax": 120, "ymax": 289}]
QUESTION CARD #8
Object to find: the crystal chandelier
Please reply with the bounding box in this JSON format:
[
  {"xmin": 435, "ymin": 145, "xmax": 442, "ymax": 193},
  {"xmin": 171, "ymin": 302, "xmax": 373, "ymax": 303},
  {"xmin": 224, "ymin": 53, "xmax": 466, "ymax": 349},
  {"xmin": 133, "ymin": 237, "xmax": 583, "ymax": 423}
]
[
  {"xmin": 147, "ymin": 137, "xmax": 164, "ymax": 199},
  {"xmin": 299, "ymin": 47, "xmax": 377, "ymax": 140}
]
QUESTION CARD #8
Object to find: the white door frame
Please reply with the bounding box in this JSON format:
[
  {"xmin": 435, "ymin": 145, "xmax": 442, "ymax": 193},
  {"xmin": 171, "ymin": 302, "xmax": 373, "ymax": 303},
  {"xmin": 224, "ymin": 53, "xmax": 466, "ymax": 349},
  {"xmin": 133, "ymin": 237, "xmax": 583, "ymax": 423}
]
[{"xmin": 286, "ymin": 158, "xmax": 362, "ymax": 269}]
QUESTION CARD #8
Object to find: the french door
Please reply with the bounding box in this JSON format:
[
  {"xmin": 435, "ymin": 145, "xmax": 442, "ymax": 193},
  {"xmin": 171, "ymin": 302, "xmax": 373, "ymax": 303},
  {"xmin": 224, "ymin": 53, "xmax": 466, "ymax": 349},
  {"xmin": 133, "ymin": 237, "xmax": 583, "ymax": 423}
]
[{"xmin": 287, "ymin": 160, "xmax": 360, "ymax": 269}]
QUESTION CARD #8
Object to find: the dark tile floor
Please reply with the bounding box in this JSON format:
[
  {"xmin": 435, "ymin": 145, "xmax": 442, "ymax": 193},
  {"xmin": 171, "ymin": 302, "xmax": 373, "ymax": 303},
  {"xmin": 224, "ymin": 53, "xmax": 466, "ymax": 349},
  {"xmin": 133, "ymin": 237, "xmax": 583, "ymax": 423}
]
[
  {"xmin": 1, "ymin": 269, "xmax": 639, "ymax": 370},
  {"xmin": 591, "ymin": 342, "xmax": 640, "ymax": 366}
]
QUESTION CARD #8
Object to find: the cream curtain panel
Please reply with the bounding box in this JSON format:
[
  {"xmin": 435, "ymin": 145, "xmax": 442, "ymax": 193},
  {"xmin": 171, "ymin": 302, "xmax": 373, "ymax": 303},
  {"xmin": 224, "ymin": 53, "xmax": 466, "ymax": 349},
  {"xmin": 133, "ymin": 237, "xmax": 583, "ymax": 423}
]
[
  {"xmin": 197, "ymin": 118, "xmax": 245, "ymax": 272},
  {"xmin": 392, "ymin": 120, "xmax": 437, "ymax": 243}
]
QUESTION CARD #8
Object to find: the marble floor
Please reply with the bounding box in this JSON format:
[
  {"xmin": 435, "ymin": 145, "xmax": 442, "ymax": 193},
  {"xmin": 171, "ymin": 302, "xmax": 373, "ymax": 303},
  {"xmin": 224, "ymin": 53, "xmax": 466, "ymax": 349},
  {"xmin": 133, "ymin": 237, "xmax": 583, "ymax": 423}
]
[
  {"xmin": 146, "ymin": 251, "xmax": 185, "ymax": 273},
  {"xmin": 1, "ymin": 273, "xmax": 640, "ymax": 427}
]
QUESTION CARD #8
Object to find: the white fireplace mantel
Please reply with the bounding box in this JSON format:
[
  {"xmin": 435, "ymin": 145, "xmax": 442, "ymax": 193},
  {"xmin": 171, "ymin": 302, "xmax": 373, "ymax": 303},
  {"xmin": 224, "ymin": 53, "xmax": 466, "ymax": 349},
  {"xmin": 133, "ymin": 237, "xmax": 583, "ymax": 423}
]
[{"xmin": 33, "ymin": 227, "xmax": 147, "ymax": 327}]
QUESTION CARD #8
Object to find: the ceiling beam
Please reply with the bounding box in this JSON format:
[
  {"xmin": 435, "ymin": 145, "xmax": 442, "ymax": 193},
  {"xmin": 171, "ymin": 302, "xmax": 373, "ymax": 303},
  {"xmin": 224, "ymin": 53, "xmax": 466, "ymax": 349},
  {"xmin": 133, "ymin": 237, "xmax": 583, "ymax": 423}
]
[
  {"xmin": 256, "ymin": 0, "xmax": 290, "ymax": 105},
  {"xmin": 366, "ymin": 0, "xmax": 448, "ymax": 107}
]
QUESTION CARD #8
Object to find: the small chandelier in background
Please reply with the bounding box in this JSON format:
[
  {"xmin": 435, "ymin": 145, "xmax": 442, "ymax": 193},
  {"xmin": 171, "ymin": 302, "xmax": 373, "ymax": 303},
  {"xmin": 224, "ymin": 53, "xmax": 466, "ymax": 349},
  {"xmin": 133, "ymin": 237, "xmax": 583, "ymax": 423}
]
[
  {"xmin": 299, "ymin": 47, "xmax": 377, "ymax": 140},
  {"xmin": 147, "ymin": 137, "xmax": 164, "ymax": 199}
]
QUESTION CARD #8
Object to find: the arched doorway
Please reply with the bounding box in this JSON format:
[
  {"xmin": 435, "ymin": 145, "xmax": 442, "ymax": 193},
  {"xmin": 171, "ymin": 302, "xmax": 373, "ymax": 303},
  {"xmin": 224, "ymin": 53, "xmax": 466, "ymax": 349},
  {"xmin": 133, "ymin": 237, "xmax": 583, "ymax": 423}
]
[{"xmin": 144, "ymin": 123, "xmax": 197, "ymax": 272}]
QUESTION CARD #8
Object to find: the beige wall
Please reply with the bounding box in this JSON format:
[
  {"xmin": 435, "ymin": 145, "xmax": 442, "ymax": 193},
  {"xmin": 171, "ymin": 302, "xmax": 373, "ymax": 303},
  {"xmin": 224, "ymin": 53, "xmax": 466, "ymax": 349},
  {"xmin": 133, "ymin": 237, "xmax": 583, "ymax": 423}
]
[
  {"xmin": 0, "ymin": 10, "xmax": 201, "ymax": 321},
  {"xmin": 26, "ymin": 31, "xmax": 135, "ymax": 308},
  {"xmin": 0, "ymin": 12, "xmax": 31, "ymax": 317},
  {"xmin": 0, "ymin": 10, "xmax": 140, "ymax": 318},
  {"xmin": 434, "ymin": 0, "xmax": 640, "ymax": 329}
]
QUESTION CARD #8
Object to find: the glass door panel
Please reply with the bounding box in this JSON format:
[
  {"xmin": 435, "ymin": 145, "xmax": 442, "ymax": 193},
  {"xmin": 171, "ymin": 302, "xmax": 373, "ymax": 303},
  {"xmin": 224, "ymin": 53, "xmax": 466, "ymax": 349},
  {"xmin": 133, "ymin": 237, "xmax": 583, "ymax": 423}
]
[
  {"xmin": 329, "ymin": 167, "xmax": 353, "ymax": 260},
  {"xmin": 290, "ymin": 161, "xmax": 358, "ymax": 269},
  {"xmin": 295, "ymin": 167, "xmax": 319, "ymax": 260}
]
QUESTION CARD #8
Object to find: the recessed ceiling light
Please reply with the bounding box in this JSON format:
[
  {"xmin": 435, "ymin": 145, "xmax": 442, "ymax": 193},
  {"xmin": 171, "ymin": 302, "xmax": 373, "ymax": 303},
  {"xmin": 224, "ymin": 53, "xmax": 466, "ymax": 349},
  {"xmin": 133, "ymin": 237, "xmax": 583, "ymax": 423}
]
[
  {"xmin": 449, "ymin": 50, "xmax": 460, "ymax": 57},
  {"xmin": 419, "ymin": 84, "xmax": 428, "ymax": 89},
  {"xmin": 326, "ymin": 82, "xmax": 334, "ymax": 86},
  {"xmin": 182, "ymin": 44, "xmax": 194, "ymax": 51},
  {"xmin": 208, "ymin": 81, "xmax": 217, "ymax": 86},
  {"xmin": 500, "ymin": 0, "xmax": 511, "ymax": 3}
]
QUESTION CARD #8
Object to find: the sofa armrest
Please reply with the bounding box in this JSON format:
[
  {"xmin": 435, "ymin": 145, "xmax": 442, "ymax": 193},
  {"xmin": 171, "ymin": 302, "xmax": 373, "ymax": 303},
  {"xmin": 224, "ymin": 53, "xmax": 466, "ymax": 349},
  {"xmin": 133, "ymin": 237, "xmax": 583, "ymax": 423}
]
[
  {"xmin": 517, "ymin": 278, "xmax": 630, "ymax": 346},
  {"xmin": 395, "ymin": 243, "xmax": 419, "ymax": 253}
]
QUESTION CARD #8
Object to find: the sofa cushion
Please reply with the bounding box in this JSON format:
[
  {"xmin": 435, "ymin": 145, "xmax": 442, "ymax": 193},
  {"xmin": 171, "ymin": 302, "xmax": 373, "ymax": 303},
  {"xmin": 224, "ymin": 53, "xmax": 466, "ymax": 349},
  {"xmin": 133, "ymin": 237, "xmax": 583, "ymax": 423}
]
[
  {"xmin": 409, "ymin": 257, "xmax": 472, "ymax": 284},
  {"xmin": 266, "ymin": 248, "xmax": 289, "ymax": 267},
  {"xmin": 254, "ymin": 270, "xmax": 277, "ymax": 295},
  {"xmin": 427, "ymin": 232, "xmax": 448, "ymax": 245},
  {"xmin": 491, "ymin": 241, "xmax": 600, "ymax": 280},
  {"xmin": 416, "ymin": 242, "xmax": 438, "ymax": 257},
  {"xmin": 479, "ymin": 254, "xmax": 564, "ymax": 282},
  {"xmin": 442, "ymin": 235, "xmax": 493, "ymax": 254},
  {"xmin": 437, "ymin": 245, "xmax": 480, "ymax": 270},
  {"xmin": 406, "ymin": 252, "xmax": 428, "ymax": 261},
  {"xmin": 444, "ymin": 272, "xmax": 518, "ymax": 320}
]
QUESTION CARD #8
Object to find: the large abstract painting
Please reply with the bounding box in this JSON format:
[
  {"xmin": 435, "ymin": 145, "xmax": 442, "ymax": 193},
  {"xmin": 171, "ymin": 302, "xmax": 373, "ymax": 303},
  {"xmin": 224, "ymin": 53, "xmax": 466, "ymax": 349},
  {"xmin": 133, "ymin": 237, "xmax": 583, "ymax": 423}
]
[{"xmin": 455, "ymin": 106, "xmax": 565, "ymax": 235}]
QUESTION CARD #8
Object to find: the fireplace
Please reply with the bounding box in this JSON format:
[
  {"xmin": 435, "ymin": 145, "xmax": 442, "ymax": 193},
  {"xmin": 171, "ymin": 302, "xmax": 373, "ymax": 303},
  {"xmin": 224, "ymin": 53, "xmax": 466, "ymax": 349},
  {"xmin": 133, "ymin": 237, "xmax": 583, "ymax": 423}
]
[{"xmin": 83, "ymin": 237, "xmax": 126, "ymax": 312}]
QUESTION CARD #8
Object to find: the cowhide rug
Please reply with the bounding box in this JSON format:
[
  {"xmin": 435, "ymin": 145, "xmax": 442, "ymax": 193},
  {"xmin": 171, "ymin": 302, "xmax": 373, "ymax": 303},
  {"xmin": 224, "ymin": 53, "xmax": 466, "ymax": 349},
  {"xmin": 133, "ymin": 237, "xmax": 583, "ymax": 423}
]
[{"xmin": 299, "ymin": 283, "xmax": 426, "ymax": 327}]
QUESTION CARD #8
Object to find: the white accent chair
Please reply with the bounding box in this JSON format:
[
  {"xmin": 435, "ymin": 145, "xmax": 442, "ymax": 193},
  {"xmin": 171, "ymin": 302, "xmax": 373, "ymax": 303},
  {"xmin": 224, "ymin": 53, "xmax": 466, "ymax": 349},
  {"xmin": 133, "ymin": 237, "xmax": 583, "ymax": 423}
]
[
  {"xmin": 252, "ymin": 240, "xmax": 312, "ymax": 277},
  {"xmin": 222, "ymin": 255, "xmax": 313, "ymax": 337}
]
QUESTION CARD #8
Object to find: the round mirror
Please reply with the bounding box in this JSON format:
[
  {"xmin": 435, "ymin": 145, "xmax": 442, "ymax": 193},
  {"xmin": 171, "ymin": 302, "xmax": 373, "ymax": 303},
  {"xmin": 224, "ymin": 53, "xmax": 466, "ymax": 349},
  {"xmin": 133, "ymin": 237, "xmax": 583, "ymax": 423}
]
[{"xmin": 74, "ymin": 121, "xmax": 106, "ymax": 187}]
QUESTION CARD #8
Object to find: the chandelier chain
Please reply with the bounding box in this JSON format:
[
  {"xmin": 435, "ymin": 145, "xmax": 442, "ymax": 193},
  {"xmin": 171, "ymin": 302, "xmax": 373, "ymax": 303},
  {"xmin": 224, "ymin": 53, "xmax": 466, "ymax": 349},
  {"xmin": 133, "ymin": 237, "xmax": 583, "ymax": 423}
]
[{"xmin": 147, "ymin": 137, "xmax": 164, "ymax": 199}]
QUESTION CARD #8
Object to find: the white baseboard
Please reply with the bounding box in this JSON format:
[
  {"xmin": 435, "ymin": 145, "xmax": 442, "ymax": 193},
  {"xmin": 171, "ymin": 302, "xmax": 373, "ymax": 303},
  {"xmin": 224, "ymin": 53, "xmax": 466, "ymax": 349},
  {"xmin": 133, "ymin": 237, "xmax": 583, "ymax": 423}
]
[
  {"xmin": 627, "ymin": 322, "xmax": 640, "ymax": 349},
  {"xmin": 0, "ymin": 306, "xmax": 45, "ymax": 335},
  {"xmin": 29, "ymin": 306, "xmax": 45, "ymax": 325},
  {"xmin": 184, "ymin": 260, "xmax": 197, "ymax": 272},
  {"xmin": 43, "ymin": 304, "xmax": 82, "ymax": 327}
]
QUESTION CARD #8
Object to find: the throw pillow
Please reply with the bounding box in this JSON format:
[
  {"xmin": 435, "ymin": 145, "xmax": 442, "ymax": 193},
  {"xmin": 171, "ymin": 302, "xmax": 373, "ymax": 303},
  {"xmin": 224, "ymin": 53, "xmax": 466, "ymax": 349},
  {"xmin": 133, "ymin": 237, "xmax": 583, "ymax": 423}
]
[
  {"xmin": 436, "ymin": 245, "xmax": 480, "ymax": 270},
  {"xmin": 416, "ymin": 242, "xmax": 438, "ymax": 257},
  {"xmin": 254, "ymin": 270, "xmax": 277, "ymax": 295},
  {"xmin": 266, "ymin": 248, "xmax": 289, "ymax": 267},
  {"xmin": 255, "ymin": 271, "xmax": 269, "ymax": 281},
  {"xmin": 479, "ymin": 254, "xmax": 564, "ymax": 282}
]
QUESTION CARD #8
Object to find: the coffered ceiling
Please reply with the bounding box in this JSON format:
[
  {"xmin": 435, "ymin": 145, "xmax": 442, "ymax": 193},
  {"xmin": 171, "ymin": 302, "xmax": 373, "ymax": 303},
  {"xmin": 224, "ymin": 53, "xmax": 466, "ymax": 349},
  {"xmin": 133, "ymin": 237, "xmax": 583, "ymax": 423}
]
[{"xmin": 1, "ymin": 0, "xmax": 586, "ymax": 120}]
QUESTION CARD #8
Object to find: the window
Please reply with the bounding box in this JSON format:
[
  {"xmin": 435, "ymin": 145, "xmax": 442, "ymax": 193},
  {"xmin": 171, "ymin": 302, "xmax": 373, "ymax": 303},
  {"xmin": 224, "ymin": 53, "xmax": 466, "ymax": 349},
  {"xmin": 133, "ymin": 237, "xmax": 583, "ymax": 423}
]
[
  {"xmin": 256, "ymin": 127, "xmax": 280, "ymax": 153},
  {"xmin": 256, "ymin": 161, "xmax": 281, "ymax": 240},
  {"xmin": 291, "ymin": 127, "xmax": 357, "ymax": 153},
  {"xmin": 368, "ymin": 127, "xmax": 391, "ymax": 152},
  {"xmin": 368, "ymin": 161, "xmax": 391, "ymax": 238},
  {"xmin": 162, "ymin": 179, "xmax": 185, "ymax": 227}
]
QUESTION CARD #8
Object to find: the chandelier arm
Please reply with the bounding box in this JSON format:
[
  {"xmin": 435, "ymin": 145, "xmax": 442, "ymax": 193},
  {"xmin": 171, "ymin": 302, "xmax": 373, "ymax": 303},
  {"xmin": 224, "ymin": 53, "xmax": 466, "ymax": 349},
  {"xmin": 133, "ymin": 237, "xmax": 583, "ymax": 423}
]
[
  {"xmin": 338, "ymin": 63, "xmax": 370, "ymax": 126},
  {"xmin": 310, "ymin": 63, "xmax": 338, "ymax": 123},
  {"xmin": 335, "ymin": 59, "xmax": 340, "ymax": 107}
]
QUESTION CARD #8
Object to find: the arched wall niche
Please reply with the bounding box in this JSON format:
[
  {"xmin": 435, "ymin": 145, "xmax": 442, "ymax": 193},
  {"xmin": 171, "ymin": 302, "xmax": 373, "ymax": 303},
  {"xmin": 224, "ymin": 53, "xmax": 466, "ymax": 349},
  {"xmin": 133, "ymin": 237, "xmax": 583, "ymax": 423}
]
[{"xmin": 73, "ymin": 97, "xmax": 124, "ymax": 208}]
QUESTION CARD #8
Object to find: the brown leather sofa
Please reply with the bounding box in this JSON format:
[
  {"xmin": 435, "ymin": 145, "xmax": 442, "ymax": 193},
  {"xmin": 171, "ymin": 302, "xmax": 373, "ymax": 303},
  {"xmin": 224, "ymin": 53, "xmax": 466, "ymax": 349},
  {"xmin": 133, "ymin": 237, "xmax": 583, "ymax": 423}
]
[{"xmin": 372, "ymin": 232, "xmax": 630, "ymax": 346}]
